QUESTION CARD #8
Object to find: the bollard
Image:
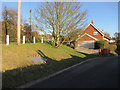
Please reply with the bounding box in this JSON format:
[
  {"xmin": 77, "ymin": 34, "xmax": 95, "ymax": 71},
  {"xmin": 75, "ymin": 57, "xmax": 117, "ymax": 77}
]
[
  {"xmin": 33, "ymin": 36, "xmax": 35, "ymax": 44},
  {"xmin": 99, "ymin": 49, "xmax": 101, "ymax": 56},
  {"xmin": 47, "ymin": 37, "xmax": 49, "ymax": 42},
  {"xmin": 52, "ymin": 37, "xmax": 54, "ymax": 42},
  {"xmin": 41, "ymin": 37, "xmax": 43, "ymax": 43},
  {"xmin": 107, "ymin": 49, "xmax": 109, "ymax": 56},
  {"xmin": 6, "ymin": 35, "xmax": 9, "ymax": 45},
  {"xmin": 23, "ymin": 36, "xmax": 25, "ymax": 44}
]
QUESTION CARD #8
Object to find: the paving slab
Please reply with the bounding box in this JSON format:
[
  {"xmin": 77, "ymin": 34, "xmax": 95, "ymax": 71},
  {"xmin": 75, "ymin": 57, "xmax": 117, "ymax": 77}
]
[{"xmin": 30, "ymin": 57, "xmax": 47, "ymax": 63}]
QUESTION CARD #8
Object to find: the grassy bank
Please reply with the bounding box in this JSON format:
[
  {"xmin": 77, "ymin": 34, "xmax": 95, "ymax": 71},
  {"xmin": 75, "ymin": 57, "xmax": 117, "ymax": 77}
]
[
  {"xmin": 2, "ymin": 43, "xmax": 99, "ymax": 88},
  {"xmin": 2, "ymin": 43, "xmax": 86, "ymax": 71}
]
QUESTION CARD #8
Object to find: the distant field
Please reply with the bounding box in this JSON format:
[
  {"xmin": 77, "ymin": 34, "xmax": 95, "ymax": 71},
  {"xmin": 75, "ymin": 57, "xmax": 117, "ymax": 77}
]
[{"xmin": 2, "ymin": 42, "xmax": 87, "ymax": 71}]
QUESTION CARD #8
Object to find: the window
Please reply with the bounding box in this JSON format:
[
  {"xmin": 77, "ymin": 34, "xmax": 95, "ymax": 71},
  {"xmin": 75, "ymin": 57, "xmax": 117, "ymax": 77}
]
[{"xmin": 94, "ymin": 32, "xmax": 98, "ymax": 35}]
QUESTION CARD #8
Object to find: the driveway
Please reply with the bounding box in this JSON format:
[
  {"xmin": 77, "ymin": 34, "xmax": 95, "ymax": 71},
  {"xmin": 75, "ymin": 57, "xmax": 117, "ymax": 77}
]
[{"xmin": 30, "ymin": 56, "xmax": 118, "ymax": 88}]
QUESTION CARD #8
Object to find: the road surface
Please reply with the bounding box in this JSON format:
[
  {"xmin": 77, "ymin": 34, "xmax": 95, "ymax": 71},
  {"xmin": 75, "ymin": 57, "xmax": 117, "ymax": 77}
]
[{"xmin": 30, "ymin": 56, "xmax": 119, "ymax": 88}]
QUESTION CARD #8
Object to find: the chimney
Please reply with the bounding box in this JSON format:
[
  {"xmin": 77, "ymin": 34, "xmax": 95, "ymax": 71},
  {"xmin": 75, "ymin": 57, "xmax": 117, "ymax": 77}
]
[{"xmin": 91, "ymin": 20, "xmax": 93, "ymax": 24}]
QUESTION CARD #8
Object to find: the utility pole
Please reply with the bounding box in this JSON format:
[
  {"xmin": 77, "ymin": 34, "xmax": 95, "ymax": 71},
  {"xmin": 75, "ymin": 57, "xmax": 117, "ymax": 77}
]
[
  {"xmin": 30, "ymin": 9, "xmax": 32, "ymax": 42},
  {"xmin": 5, "ymin": 6, "xmax": 8, "ymax": 36},
  {"xmin": 17, "ymin": 0, "xmax": 21, "ymax": 45},
  {"xmin": 4, "ymin": 6, "xmax": 9, "ymax": 45},
  {"xmin": 30, "ymin": 9, "xmax": 31, "ymax": 27}
]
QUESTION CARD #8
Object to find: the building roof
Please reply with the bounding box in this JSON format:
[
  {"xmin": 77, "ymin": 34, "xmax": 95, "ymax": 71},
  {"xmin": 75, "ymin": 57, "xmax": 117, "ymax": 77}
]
[
  {"xmin": 79, "ymin": 20, "xmax": 104, "ymax": 37},
  {"xmin": 76, "ymin": 20, "xmax": 112, "ymax": 41},
  {"xmin": 76, "ymin": 33, "xmax": 98, "ymax": 41},
  {"xmin": 89, "ymin": 23, "xmax": 104, "ymax": 36},
  {"xmin": 104, "ymin": 35, "xmax": 111, "ymax": 40}
]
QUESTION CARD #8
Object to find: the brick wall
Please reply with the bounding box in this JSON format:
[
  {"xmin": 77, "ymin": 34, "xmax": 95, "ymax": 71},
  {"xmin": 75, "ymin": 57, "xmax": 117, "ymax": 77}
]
[
  {"xmin": 79, "ymin": 24, "xmax": 103, "ymax": 41},
  {"xmin": 78, "ymin": 34, "xmax": 96, "ymax": 41}
]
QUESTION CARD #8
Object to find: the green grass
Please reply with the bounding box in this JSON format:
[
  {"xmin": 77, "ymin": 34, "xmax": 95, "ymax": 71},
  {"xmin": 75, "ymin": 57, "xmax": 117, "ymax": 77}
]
[
  {"xmin": 2, "ymin": 42, "xmax": 99, "ymax": 88},
  {"xmin": 2, "ymin": 42, "xmax": 86, "ymax": 71},
  {"xmin": 109, "ymin": 50, "xmax": 118, "ymax": 56}
]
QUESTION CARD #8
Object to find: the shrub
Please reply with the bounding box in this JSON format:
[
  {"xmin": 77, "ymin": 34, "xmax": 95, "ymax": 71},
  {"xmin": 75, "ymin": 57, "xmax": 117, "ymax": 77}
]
[
  {"xmin": 104, "ymin": 41, "xmax": 110, "ymax": 49},
  {"xmin": 25, "ymin": 38, "xmax": 30, "ymax": 43},
  {"xmin": 116, "ymin": 40, "xmax": 120, "ymax": 55},
  {"xmin": 36, "ymin": 38, "xmax": 41, "ymax": 42},
  {"xmin": 95, "ymin": 40, "xmax": 106, "ymax": 49},
  {"xmin": 109, "ymin": 44, "xmax": 117, "ymax": 51},
  {"xmin": 101, "ymin": 49, "xmax": 110, "ymax": 56},
  {"xmin": 70, "ymin": 43, "xmax": 75, "ymax": 49},
  {"xmin": 10, "ymin": 38, "xmax": 17, "ymax": 42},
  {"xmin": 117, "ymin": 40, "xmax": 120, "ymax": 46}
]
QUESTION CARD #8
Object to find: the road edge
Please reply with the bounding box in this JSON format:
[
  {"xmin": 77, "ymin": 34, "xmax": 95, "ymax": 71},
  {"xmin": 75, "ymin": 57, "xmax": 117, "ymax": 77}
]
[{"xmin": 17, "ymin": 57, "xmax": 104, "ymax": 88}]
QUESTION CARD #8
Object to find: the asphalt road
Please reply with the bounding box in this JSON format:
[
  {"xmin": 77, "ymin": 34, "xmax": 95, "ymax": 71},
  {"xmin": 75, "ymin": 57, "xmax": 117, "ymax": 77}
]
[{"xmin": 30, "ymin": 56, "xmax": 119, "ymax": 88}]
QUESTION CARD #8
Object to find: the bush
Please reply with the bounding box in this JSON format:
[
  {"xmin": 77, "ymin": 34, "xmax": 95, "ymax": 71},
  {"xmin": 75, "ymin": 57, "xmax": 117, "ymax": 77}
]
[
  {"xmin": 104, "ymin": 42, "xmax": 110, "ymax": 49},
  {"xmin": 101, "ymin": 49, "xmax": 109, "ymax": 56},
  {"xmin": 10, "ymin": 38, "xmax": 17, "ymax": 42},
  {"xmin": 117, "ymin": 40, "xmax": 120, "ymax": 46},
  {"xmin": 36, "ymin": 38, "xmax": 41, "ymax": 42},
  {"xmin": 116, "ymin": 40, "xmax": 120, "ymax": 55},
  {"xmin": 95, "ymin": 40, "xmax": 106, "ymax": 49},
  {"xmin": 109, "ymin": 44, "xmax": 117, "ymax": 51},
  {"xmin": 25, "ymin": 38, "xmax": 31, "ymax": 43},
  {"xmin": 70, "ymin": 43, "xmax": 75, "ymax": 49}
]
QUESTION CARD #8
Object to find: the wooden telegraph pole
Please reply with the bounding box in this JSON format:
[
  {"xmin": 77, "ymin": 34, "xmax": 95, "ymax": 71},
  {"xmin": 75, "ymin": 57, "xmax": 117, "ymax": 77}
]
[
  {"xmin": 30, "ymin": 9, "xmax": 31, "ymax": 27},
  {"xmin": 30, "ymin": 9, "xmax": 32, "ymax": 42},
  {"xmin": 17, "ymin": 0, "xmax": 21, "ymax": 45},
  {"xmin": 5, "ymin": 7, "xmax": 8, "ymax": 36},
  {"xmin": 4, "ymin": 7, "xmax": 9, "ymax": 45}
]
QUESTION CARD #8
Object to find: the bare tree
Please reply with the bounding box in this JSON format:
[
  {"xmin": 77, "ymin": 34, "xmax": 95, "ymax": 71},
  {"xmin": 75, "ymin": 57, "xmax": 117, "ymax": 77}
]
[
  {"xmin": 2, "ymin": 6, "xmax": 18, "ymax": 43},
  {"xmin": 113, "ymin": 32, "xmax": 120, "ymax": 41},
  {"xmin": 34, "ymin": 2, "xmax": 88, "ymax": 47},
  {"xmin": 104, "ymin": 32, "xmax": 111, "ymax": 38}
]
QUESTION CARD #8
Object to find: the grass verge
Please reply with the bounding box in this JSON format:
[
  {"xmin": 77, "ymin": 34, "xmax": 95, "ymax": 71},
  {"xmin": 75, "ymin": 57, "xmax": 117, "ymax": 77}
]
[
  {"xmin": 109, "ymin": 51, "xmax": 118, "ymax": 56},
  {"xmin": 2, "ymin": 42, "xmax": 99, "ymax": 88}
]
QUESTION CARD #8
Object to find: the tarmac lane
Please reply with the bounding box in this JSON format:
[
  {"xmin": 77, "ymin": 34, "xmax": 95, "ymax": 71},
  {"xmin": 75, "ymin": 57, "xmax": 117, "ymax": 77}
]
[{"xmin": 29, "ymin": 56, "xmax": 119, "ymax": 88}]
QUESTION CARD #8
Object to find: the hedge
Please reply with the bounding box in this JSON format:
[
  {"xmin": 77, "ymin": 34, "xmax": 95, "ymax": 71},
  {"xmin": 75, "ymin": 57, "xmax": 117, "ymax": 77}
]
[{"xmin": 95, "ymin": 40, "xmax": 106, "ymax": 49}]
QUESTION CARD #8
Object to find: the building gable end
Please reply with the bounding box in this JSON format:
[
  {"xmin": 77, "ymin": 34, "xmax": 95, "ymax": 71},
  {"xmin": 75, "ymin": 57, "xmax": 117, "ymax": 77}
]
[{"xmin": 76, "ymin": 33, "xmax": 98, "ymax": 41}]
